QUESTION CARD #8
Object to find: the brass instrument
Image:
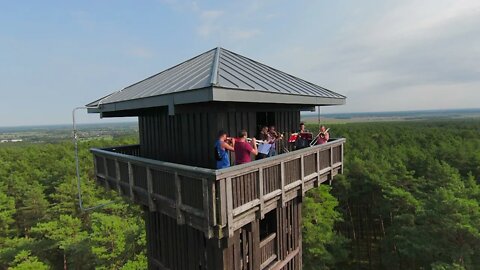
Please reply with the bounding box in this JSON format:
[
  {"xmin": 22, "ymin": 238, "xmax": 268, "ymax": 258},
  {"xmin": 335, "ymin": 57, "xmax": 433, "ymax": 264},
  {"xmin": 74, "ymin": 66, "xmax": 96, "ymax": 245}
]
[
  {"xmin": 319, "ymin": 128, "xmax": 330, "ymax": 139},
  {"xmin": 246, "ymin": 137, "xmax": 267, "ymax": 145},
  {"xmin": 310, "ymin": 128, "xmax": 330, "ymax": 146}
]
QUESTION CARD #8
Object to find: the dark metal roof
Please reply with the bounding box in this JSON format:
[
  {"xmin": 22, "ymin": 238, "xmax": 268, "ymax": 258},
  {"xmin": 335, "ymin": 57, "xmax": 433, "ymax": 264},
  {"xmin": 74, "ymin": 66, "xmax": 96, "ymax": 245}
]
[{"xmin": 87, "ymin": 47, "xmax": 346, "ymax": 113}]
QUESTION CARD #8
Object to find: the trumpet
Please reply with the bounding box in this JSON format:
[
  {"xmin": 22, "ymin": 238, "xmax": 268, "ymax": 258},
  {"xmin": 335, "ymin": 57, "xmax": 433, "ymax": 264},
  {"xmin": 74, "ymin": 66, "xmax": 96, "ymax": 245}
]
[
  {"xmin": 246, "ymin": 137, "xmax": 267, "ymax": 145},
  {"xmin": 226, "ymin": 137, "xmax": 267, "ymax": 145}
]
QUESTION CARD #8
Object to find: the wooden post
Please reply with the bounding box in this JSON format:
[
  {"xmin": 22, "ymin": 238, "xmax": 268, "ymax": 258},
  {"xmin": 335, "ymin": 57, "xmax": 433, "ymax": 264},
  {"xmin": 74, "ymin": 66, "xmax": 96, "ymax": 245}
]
[
  {"xmin": 315, "ymin": 150, "xmax": 321, "ymax": 188},
  {"xmin": 202, "ymin": 178, "xmax": 213, "ymax": 238},
  {"xmin": 300, "ymin": 155, "xmax": 305, "ymax": 197},
  {"xmin": 174, "ymin": 172, "xmax": 185, "ymax": 225},
  {"xmin": 127, "ymin": 162, "xmax": 135, "ymax": 201},
  {"xmin": 218, "ymin": 179, "xmax": 227, "ymax": 227},
  {"xmin": 146, "ymin": 167, "xmax": 156, "ymax": 212},
  {"xmin": 258, "ymin": 167, "xmax": 265, "ymax": 219},
  {"xmin": 340, "ymin": 143, "xmax": 344, "ymax": 174},
  {"xmin": 329, "ymin": 146, "xmax": 333, "ymax": 185},
  {"xmin": 280, "ymin": 161, "xmax": 286, "ymax": 207},
  {"xmin": 114, "ymin": 159, "xmax": 122, "ymax": 195},
  {"xmin": 103, "ymin": 157, "xmax": 110, "ymax": 191},
  {"xmin": 226, "ymin": 177, "xmax": 234, "ymax": 237}
]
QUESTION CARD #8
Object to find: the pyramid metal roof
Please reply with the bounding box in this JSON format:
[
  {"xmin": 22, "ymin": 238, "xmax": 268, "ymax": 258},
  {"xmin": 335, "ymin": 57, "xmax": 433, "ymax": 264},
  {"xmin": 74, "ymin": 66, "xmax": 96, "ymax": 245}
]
[{"xmin": 87, "ymin": 47, "xmax": 346, "ymax": 113}]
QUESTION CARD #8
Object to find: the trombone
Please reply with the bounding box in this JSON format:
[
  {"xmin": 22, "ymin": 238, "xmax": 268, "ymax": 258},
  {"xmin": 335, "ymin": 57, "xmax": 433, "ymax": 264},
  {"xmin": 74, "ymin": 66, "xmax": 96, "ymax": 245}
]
[{"xmin": 310, "ymin": 128, "xmax": 330, "ymax": 146}]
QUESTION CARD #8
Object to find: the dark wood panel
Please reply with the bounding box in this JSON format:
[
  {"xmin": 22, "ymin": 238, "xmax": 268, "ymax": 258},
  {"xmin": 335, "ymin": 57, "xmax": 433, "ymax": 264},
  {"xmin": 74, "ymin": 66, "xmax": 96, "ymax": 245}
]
[
  {"xmin": 232, "ymin": 171, "xmax": 259, "ymax": 209},
  {"xmin": 151, "ymin": 169, "xmax": 175, "ymax": 200},
  {"xmin": 263, "ymin": 165, "xmax": 281, "ymax": 194},
  {"xmin": 303, "ymin": 153, "xmax": 317, "ymax": 176},
  {"xmin": 284, "ymin": 159, "xmax": 301, "ymax": 185},
  {"xmin": 319, "ymin": 149, "xmax": 331, "ymax": 170}
]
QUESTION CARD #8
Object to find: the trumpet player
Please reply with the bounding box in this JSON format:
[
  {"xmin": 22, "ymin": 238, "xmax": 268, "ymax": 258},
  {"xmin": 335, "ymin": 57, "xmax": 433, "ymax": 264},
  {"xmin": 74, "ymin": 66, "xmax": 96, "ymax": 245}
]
[
  {"xmin": 234, "ymin": 129, "xmax": 258, "ymax": 165},
  {"xmin": 215, "ymin": 130, "xmax": 235, "ymax": 169},
  {"xmin": 317, "ymin": 125, "xmax": 330, "ymax": 145}
]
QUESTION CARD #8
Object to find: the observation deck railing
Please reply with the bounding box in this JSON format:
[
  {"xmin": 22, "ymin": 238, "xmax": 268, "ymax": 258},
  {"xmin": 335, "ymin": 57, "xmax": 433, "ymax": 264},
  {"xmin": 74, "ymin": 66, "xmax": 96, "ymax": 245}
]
[{"xmin": 91, "ymin": 138, "xmax": 345, "ymax": 238}]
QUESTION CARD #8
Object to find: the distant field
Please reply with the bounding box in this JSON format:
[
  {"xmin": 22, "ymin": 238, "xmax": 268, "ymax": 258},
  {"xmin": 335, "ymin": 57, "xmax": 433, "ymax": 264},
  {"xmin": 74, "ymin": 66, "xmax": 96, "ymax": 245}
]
[
  {"xmin": 302, "ymin": 108, "xmax": 480, "ymax": 124},
  {"xmin": 0, "ymin": 122, "xmax": 138, "ymax": 144},
  {"xmin": 2, "ymin": 109, "xmax": 480, "ymax": 144}
]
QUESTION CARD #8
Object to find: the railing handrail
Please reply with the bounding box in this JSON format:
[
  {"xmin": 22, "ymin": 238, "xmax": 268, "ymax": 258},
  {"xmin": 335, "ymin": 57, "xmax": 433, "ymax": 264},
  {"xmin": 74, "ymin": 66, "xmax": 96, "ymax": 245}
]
[
  {"xmin": 102, "ymin": 144, "xmax": 140, "ymax": 152},
  {"xmin": 91, "ymin": 147, "xmax": 217, "ymax": 179},
  {"xmin": 260, "ymin": 232, "xmax": 277, "ymax": 248},
  {"xmin": 91, "ymin": 138, "xmax": 346, "ymax": 180}
]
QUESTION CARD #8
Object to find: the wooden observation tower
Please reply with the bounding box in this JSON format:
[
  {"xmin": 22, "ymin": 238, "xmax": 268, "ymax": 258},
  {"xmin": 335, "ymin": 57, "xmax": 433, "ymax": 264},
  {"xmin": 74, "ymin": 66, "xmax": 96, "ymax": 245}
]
[{"xmin": 88, "ymin": 47, "xmax": 346, "ymax": 270}]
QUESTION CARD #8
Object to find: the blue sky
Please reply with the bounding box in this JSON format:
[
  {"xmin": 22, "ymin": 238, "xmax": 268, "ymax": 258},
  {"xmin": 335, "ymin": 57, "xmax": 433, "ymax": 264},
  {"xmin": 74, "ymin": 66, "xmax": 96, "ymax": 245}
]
[{"xmin": 1, "ymin": 0, "xmax": 479, "ymax": 126}]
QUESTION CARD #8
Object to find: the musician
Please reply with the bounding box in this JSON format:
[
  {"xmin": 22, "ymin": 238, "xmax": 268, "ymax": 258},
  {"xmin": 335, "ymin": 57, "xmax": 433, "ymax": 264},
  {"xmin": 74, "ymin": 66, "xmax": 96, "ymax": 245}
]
[
  {"xmin": 296, "ymin": 122, "xmax": 311, "ymax": 149},
  {"xmin": 215, "ymin": 130, "xmax": 235, "ymax": 169},
  {"xmin": 298, "ymin": 122, "xmax": 308, "ymax": 133},
  {"xmin": 257, "ymin": 126, "xmax": 270, "ymax": 160},
  {"xmin": 317, "ymin": 125, "xmax": 330, "ymax": 145},
  {"xmin": 234, "ymin": 129, "xmax": 258, "ymax": 165},
  {"xmin": 268, "ymin": 125, "xmax": 281, "ymax": 156}
]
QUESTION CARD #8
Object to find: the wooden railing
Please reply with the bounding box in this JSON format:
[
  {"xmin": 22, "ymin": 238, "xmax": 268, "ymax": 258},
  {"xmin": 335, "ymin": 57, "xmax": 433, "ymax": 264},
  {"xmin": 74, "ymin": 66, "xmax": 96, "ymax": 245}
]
[
  {"xmin": 91, "ymin": 138, "xmax": 345, "ymax": 239},
  {"xmin": 260, "ymin": 233, "xmax": 277, "ymax": 269}
]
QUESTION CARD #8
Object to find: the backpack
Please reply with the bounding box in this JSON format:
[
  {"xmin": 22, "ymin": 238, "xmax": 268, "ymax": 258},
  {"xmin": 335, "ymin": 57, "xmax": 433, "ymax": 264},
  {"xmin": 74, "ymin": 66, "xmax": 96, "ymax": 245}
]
[{"xmin": 214, "ymin": 146, "xmax": 222, "ymax": 161}]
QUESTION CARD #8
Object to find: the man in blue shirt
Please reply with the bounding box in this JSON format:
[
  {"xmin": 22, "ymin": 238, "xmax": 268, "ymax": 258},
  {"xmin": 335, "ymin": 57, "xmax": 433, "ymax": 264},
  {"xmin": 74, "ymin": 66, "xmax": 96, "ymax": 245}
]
[{"xmin": 215, "ymin": 130, "xmax": 235, "ymax": 169}]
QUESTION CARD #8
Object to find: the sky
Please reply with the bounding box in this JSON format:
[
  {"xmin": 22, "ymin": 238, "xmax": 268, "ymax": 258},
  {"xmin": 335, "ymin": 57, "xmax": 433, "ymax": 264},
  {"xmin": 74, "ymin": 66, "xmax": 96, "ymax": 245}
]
[{"xmin": 1, "ymin": 0, "xmax": 479, "ymax": 126}]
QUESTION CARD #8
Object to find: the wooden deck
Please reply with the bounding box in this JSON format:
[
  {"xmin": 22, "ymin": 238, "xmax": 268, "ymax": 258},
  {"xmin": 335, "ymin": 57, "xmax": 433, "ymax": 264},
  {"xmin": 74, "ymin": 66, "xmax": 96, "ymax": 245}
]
[{"xmin": 91, "ymin": 138, "xmax": 345, "ymax": 239}]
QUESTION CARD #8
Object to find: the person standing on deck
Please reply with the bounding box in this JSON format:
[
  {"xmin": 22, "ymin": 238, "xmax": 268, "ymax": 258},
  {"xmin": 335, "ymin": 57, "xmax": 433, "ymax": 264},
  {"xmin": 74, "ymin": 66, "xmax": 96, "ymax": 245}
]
[
  {"xmin": 234, "ymin": 129, "xmax": 258, "ymax": 165},
  {"xmin": 215, "ymin": 130, "xmax": 235, "ymax": 169},
  {"xmin": 268, "ymin": 125, "xmax": 281, "ymax": 156},
  {"xmin": 295, "ymin": 122, "xmax": 310, "ymax": 149},
  {"xmin": 316, "ymin": 125, "xmax": 330, "ymax": 145},
  {"xmin": 257, "ymin": 126, "xmax": 270, "ymax": 160}
]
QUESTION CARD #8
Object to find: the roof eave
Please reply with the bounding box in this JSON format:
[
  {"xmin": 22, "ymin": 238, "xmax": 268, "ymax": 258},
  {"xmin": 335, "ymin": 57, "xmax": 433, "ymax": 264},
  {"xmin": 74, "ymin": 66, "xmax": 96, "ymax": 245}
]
[
  {"xmin": 88, "ymin": 87, "xmax": 346, "ymax": 114},
  {"xmin": 87, "ymin": 87, "xmax": 214, "ymax": 114},
  {"xmin": 211, "ymin": 87, "xmax": 346, "ymax": 106}
]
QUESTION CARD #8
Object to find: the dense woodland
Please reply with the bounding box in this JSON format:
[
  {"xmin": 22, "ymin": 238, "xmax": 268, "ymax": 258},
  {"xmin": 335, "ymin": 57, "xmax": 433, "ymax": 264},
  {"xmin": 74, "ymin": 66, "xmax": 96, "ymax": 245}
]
[{"xmin": 0, "ymin": 119, "xmax": 479, "ymax": 269}]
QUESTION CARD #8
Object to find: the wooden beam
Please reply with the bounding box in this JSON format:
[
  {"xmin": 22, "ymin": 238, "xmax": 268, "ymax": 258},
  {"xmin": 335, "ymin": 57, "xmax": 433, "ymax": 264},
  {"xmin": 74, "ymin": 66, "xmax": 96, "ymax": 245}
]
[
  {"xmin": 174, "ymin": 172, "xmax": 185, "ymax": 225},
  {"xmin": 102, "ymin": 156, "xmax": 110, "ymax": 191},
  {"xmin": 340, "ymin": 143, "xmax": 344, "ymax": 174},
  {"xmin": 258, "ymin": 167, "xmax": 265, "ymax": 219},
  {"xmin": 127, "ymin": 162, "xmax": 135, "ymax": 201},
  {"xmin": 280, "ymin": 161, "xmax": 286, "ymax": 207},
  {"xmin": 271, "ymin": 247, "xmax": 299, "ymax": 270},
  {"xmin": 300, "ymin": 154, "xmax": 305, "ymax": 197},
  {"xmin": 226, "ymin": 177, "xmax": 234, "ymax": 237},
  {"xmin": 329, "ymin": 146, "xmax": 334, "ymax": 185},
  {"xmin": 232, "ymin": 199, "xmax": 260, "ymax": 216},
  {"xmin": 114, "ymin": 159, "xmax": 122, "ymax": 195},
  {"xmin": 146, "ymin": 167, "xmax": 156, "ymax": 212},
  {"xmin": 202, "ymin": 178, "xmax": 213, "ymax": 238}
]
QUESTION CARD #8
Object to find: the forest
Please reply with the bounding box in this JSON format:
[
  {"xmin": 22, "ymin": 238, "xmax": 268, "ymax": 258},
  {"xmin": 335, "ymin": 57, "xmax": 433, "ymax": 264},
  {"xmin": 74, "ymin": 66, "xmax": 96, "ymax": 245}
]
[{"xmin": 0, "ymin": 119, "xmax": 479, "ymax": 269}]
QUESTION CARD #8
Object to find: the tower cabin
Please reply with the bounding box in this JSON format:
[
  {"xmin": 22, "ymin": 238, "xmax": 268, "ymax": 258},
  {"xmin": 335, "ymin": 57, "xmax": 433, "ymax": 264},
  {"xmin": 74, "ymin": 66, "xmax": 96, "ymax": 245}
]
[{"xmin": 88, "ymin": 47, "xmax": 346, "ymax": 270}]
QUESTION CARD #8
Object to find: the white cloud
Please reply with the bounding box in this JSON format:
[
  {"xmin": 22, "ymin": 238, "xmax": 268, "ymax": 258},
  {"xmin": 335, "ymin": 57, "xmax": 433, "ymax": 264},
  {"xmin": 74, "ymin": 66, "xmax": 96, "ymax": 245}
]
[{"xmin": 266, "ymin": 0, "xmax": 480, "ymax": 113}]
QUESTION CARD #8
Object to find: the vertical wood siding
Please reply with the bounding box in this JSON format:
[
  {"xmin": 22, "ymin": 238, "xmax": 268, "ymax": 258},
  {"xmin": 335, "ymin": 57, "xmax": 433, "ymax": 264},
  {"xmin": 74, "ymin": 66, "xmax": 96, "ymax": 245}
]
[{"xmin": 139, "ymin": 104, "xmax": 304, "ymax": 169}]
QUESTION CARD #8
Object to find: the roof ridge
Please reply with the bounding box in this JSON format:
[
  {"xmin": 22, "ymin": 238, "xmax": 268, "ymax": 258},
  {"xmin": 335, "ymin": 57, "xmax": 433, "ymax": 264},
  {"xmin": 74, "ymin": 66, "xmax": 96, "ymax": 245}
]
[
  {"xmin": 210, "ymin": 47, "xmax": 221, "ymax": 86},
  {"xmin": 220, "ymin": 48, "xmax": 345, "ymax": 98}
]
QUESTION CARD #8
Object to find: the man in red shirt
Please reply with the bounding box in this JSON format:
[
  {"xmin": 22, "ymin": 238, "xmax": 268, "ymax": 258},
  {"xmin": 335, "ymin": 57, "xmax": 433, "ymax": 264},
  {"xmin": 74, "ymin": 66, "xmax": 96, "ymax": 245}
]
[{"xmin": 234, "ymin": 129, "xmax": 258, "ymax": 165}]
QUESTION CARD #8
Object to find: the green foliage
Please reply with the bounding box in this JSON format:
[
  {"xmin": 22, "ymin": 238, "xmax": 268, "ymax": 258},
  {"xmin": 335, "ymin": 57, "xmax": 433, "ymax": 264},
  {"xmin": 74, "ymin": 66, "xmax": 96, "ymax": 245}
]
[
  {"xmin": 1, "ymin": 120, "xmax": 480, "ymax": 269},
  {"xmin": 303, "ymin": 185, "xmax": 348, "ymax": 269},
  {"xmin": 9, "ymin": 250, "xmax": 49, "ymax": 270},
  {"xmin": 0, "ymin": 136, "xmax": 144, "ymax": 270},
  {"xmin": 318, "ymin": 120, "xmax": 480, "ymax": 269}
]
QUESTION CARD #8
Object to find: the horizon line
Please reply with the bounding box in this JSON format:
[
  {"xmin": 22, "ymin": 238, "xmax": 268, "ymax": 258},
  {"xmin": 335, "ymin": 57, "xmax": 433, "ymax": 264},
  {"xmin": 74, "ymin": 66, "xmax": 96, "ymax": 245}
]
[{"xmin": 1, "ymin": 107, "xmax": 479, "ymax": 129}]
